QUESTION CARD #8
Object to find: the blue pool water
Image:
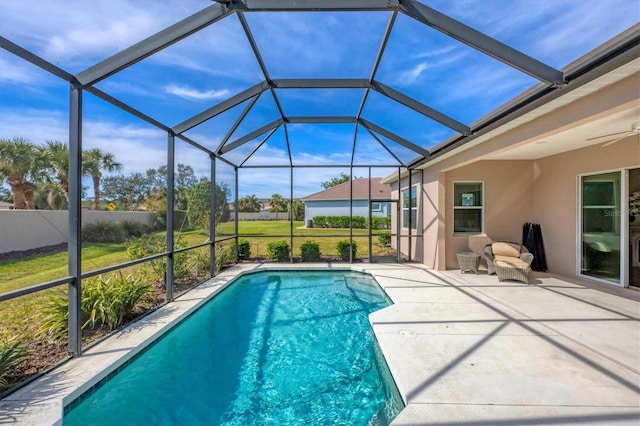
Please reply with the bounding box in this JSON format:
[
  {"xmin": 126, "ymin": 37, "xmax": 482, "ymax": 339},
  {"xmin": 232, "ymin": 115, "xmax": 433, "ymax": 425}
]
[{"xmin": 64, "ymin": 270, "xmax": 404, "ymax": 425}]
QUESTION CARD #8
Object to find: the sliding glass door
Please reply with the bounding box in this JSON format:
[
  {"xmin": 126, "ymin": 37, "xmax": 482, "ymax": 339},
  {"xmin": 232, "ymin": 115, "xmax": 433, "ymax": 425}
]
[{"xmin": 580, "ymin": 171, "xmax": 622, "ymax": 284}]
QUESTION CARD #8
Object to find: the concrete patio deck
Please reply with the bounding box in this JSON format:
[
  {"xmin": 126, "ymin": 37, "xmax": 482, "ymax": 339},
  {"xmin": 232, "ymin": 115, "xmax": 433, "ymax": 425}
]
[
  {"xmin": 371, "ymin": 265, "xmax": 640, "ymax": 425},
  {"xmin": 1, "ymin": 263, "xmax": 639, "ymax": 425}
]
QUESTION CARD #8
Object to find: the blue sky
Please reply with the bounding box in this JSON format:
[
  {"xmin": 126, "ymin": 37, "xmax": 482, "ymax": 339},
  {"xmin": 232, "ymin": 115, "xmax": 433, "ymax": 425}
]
[{"xmin": 1, "ymin": 0, "xmax": 638, "ymax": 199}]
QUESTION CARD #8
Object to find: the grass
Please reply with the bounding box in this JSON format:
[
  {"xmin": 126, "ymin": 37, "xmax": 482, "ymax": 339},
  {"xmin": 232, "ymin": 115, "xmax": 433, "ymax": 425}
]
[{"xmin": 215, "ymin": 220, "xmax": 392, "ymax": 259}]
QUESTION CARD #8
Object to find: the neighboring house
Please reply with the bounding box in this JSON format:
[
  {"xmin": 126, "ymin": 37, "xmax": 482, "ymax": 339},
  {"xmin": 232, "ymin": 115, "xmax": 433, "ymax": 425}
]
[
  {"xmin": 302, "ymin": 178, "xmax": 391, "ymax": 225},
  {"xmin": 383, "ymin": 27, "xmax": 639, "ymax": 288}
]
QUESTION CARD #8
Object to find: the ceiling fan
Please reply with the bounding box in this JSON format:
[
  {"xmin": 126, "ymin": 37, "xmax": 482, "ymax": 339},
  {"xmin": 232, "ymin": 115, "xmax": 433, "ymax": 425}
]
[{"xmin": 586, "ymin": 121, "xmax": 640, "ymax": 147}]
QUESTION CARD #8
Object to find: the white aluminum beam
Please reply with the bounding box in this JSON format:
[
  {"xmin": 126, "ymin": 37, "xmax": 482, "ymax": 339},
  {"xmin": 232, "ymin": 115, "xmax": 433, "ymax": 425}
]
[
  {"xmin": 401, "ymin": 0, "xmax": 564, "ymax": 85},
  {"xmin": 76, "ymin": 4, "xmax": 231, "ymax": 86}
]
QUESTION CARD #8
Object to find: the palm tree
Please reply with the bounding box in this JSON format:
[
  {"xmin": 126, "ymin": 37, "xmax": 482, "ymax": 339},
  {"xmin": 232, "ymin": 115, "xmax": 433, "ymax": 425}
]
[
  {"xmin": 0, "ymin": 137, "xmax": 46, "ymax": 209},
  {"xmin": 239, "ymin": 194, "xmax": 262, "ymax": 212},
  {"xmin": 44, "ymin": 140, "xmax": 70, "ymax": 202},
  {"xmin": 269, "ymin": 193, "xmax": 286, "ymax": 219},
  {"xmin": 83, "ymin": 148, "xmax": 123, "ymax": 210}
]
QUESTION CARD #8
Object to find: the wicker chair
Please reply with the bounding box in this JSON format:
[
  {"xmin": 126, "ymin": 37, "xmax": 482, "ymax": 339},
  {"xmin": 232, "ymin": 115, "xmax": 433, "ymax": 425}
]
[{"xmin": 484, "ymin": 242, "xmax": 534, "ymax": 284}]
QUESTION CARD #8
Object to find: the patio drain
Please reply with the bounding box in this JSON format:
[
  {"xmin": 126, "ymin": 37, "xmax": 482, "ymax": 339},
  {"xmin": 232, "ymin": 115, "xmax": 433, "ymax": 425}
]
[{"xmin": 398, "ymin": 329, "xmax": 418, "ymax": 338}]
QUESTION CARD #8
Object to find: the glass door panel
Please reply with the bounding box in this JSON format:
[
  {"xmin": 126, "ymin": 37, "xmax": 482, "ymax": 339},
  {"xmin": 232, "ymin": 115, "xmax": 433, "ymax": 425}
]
[{"xmin": 581, "ymin": 172, "xmax": 621, "ymax": 283}]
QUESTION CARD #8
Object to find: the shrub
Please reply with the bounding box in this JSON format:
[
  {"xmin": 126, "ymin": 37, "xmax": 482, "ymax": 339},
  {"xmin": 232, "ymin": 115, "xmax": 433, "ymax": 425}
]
[
  {"xmin": 82, "ymin": 221, "xmax": 125, "ymax": 243},
  {"xmin": 120, "ymin": 220, "xmax": 149, "ymax": 238},
  {"xmin": 267, "ymin": 240, "xmax": 290, "ymax": 261},
  {"xmin": 337, "ymin": 240, "xmax": 358, "ymax": 261},
  {"xmin": 186, "ymin": 247, "xmax": 210, "ymax": 278},
  {"xmin": 312, "ymin": 215, "xmax": 368, "ymax": 229},
  {"xmin": 0, "ymin": 337, "xmax": 29, "ymax": 393},
  {"xmin": 377, "ymin": 233, "xmax": 391, "ymax": 245},
  {"xmin": 126, "ymin": 234, "xmax": 189, "ymax": 279},
  {"xmin": 215, "ymin": 244, "xmax": 234, "ymax": 273},
  {"xmin": 231, "ymin": 238, "xmax": 251, "ymax": 260},
  {"xmin": 300, "ymin": 240, "xmax": 321, "ymax": 262},
  {"xmin": 39, "ymin": 272, "xmax": 152, "ymax": 339},
  {"xmin": 155, "ymin": 210, "xmax": 190, "ymax": 231},
  {"xmin": 370, "ymin": 216, "xmax": 391, "ymax": 230}
]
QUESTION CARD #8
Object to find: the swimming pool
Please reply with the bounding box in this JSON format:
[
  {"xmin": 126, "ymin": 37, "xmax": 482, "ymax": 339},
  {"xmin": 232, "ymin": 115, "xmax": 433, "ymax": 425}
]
[{"xmin": 64, "ymin": 270, "xmax": 404, "ymax": 425}]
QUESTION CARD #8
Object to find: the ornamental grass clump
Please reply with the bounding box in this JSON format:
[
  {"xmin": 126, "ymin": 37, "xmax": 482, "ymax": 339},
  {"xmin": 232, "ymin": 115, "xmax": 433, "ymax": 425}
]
[
  {"xmin": 0, "ymin": 337, "xmax": 29, "ymax": 393},
  {"xmin": 39, "ymin": 272, "xmax": 152, "ymax": 339}
]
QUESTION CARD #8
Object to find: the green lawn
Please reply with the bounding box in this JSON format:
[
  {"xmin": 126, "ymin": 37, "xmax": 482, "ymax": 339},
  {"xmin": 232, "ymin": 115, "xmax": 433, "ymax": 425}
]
[
  {"xmin": 0, "ymin": 221, "xmax": 393, "ymax": 392},
  {"xmin": 1, "ymin": 221, "xmax": 390, "ymax": 295}
]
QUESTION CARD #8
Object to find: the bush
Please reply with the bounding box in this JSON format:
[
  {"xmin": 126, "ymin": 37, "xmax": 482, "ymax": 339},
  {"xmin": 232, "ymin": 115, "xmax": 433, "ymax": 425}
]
[
  {"xmin": 300, "ymin": 240, "xmax": 321, "ymax": 262},
  {"xmin": 120, "ymin": 220, "xmax": 149, "ymax": 237},
  {"xmin": 370, "ymin": 216, "xmax": 391, "ymax": 230},
  {"xmin": 0, "ymin": 337, "xmax": 29, "ymax": 393},
  {"xmin": 337, "ymin": 240, "xmax": 358, "ymax": 261},
  {"xmin": 231, "ymin": 239, "xmax": 251, "ymax": 260},
  {"xmin": 215, "ymin": 244, "xmax": 234, "ymax": 273},
  {"xmin": 312, "ymin": 215, "xmax": 369, "ymax": 229},
  {"xmin": 377, "ymin": 233, "xmax": 391, "ymax": 245},
  {"xmin": 82, "ymin": 221, "xmax": 125, "ymax": 243},
  {"xmin": 155, "ymin": 210, "xmax": 190, "ymax": 231},
  {"xmin": 267, "ymin": 240, "xmax": 290, "ymax": 261},
  {"xmin": 39, "ymin": 272, "xmax": 152, "ymax": 339},
  {"xmin": 126, "ymin": 234, "xmax": 189, "ymax": 279}
]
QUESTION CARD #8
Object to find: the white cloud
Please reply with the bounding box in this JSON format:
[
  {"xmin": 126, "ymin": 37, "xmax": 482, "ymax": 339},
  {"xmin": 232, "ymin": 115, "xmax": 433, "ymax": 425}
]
[
  {"xmin": 165, "ymin": 85, "xmax": 232, "ymax": 101},
  {"xmin": 0, "ymin": 109, "xmax": 68, "ymax": 143},
  {"xmin": 1, "ymin": 0, "xmax": 205, "ymax": 69}
]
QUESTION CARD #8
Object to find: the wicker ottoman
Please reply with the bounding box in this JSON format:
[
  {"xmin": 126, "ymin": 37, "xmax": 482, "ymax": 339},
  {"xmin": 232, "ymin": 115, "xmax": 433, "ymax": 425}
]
[
  {"xmin": 457, "ymin": 252, "xmax": 481, "ymax": 274},
  {"xmin": 495, "ymin": 260, "xmax": 531, "ymax": 284}
]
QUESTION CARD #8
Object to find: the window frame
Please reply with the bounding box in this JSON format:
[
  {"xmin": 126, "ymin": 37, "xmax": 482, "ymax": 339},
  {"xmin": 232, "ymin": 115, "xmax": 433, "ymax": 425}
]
[
  {"xmin": 401, "ymin": 185, "xmax": 417, "ymax": 230},
  {"xmin": 453, "ymin": 181, "xmax": 484, "ymax": 235}
]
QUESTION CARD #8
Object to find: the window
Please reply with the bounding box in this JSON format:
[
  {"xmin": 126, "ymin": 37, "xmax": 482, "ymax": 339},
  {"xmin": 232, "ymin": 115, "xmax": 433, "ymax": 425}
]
[
  {"xmin": 371, "ymin": 202, "xmax": 382, "ymax": 212},
  {"xmin": 402, "ymin": 186, "xmax": 417, "ymax": 230},
  {"xmin": 582, "ymin": 180, "xmax": 618, "ymax": 233},
  {"xmin": 453, "ymin": 182, "xmax": 483, "ymax": 234}
]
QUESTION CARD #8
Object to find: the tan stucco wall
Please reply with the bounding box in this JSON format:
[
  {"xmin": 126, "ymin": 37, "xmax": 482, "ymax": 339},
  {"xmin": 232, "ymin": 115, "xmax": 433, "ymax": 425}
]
[
  {"xmin": 410, "ymin": 72, "xmax": 639, "ymax": 277},
  {"xmin": 442, "ymin": 160, "xmax": 536, "ymax": 269},
  {"xmin": 531, "ymin": 137, "xmax": 640, "ymax": 277}
]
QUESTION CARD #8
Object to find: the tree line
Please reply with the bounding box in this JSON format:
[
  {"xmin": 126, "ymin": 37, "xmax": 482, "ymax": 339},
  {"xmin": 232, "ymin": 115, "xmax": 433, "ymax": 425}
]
[
  {"xmin": 0, "ymin": 137, "xmax": 304, "ymax": 223},
  {"xmin": 0, "ymin": 137, "xmax": 123, "ymax": 210}
]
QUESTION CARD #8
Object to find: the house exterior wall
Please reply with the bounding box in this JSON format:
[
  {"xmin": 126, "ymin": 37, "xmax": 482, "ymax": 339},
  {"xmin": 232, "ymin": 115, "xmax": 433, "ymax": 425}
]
[
  {"xmin": 304, "ymin": 200, "xmax": 389, "ymax": 224},
  {"xmin": 443, "ymin": 160, "xmax": 536, "ymax": 270},
  {"xmin": 388, "ymin": 71, "xmax": 639, "ymax": 284},
  {"xmin": 531, "ymin": 137, "xmax": 639, "ymax": 277}
]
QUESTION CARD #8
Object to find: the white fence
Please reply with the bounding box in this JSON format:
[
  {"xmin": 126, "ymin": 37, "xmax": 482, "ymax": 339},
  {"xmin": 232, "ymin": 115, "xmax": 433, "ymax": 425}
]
[{"xmin": 0, "ymin": 210, "xmax": 156, "ymax": 254}]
